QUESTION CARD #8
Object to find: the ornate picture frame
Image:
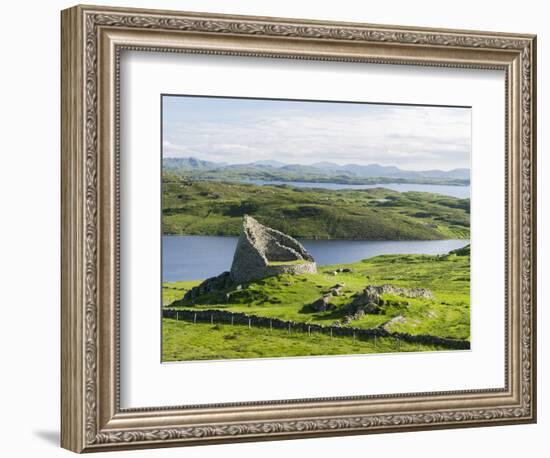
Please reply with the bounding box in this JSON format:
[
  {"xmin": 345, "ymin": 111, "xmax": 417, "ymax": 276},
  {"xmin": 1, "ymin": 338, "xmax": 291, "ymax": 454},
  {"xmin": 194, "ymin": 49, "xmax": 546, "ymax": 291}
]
[{"xmin": 61, "ymin": 4, "xmax": 536, "ymax": 453}]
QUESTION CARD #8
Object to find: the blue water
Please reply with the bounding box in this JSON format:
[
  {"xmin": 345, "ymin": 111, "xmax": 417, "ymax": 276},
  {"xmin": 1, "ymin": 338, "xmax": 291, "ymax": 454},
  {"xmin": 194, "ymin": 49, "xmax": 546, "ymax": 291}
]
[
  {"xmin": 243, "ymin": 180, "xmax": 470, "ymax": 199},
  {"xmin": 163, "ymin": 235, "xmax": 470, "ymax": 282}
]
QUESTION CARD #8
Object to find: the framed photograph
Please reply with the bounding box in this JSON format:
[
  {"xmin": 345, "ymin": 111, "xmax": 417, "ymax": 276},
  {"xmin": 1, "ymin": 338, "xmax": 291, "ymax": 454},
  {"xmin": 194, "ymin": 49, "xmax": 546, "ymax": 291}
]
[{"xmin": 61, "ymin": 4, "xmax": 537, "ymax": 453}]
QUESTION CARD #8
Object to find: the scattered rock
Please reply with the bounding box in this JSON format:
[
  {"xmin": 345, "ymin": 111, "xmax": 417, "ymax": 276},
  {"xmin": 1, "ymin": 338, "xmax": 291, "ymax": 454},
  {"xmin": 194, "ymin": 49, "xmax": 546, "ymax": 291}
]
[
  {"xmin": 310, "ymin": 294, "xmax": 335, "ymax": 312},
  {"xmin": 375, "ymin": 284, "xmax": 434, "ymax": 299},
  {"xmin": 328, "ymin": 283, "xmax": 345, "ymax": 296},
  {"xmin": 183, "ymin": 271, "xmax": 233, "ymax": 301},
  {"xmin": 350, "ymin": 286, "xmax": 383, "ymax": 308},
  {"xmin": 339, "ymin": 283, "xmax": 433, "ymax": 323},
  {"xmin": 351, "ymin": 284, "xmax": 433, "ymax": 307},
  {"xmin": 382, "ymin": 315, "xmax": 407, "ymax": 331},
  {"xmin": 364, "ymin": 302, "xmax": 383, "ymax": 314}
]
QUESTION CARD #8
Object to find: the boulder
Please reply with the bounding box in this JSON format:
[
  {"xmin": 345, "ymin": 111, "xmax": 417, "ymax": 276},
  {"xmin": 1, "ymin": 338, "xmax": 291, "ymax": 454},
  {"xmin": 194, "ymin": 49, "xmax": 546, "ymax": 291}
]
[
  {"xmin": 329, "ymin": 283, "xmax": 345, "ymax": 296},
  {"xmin": 183, "ymin": 271, "xmax": 233, "ymax": 301},
  {"xmin": 310, "ymin": 294, "xmax": 335, "ymax": 312},
  {"xmin": 351, "ymin": 286, "xmax": 382, "ymax": 308}
]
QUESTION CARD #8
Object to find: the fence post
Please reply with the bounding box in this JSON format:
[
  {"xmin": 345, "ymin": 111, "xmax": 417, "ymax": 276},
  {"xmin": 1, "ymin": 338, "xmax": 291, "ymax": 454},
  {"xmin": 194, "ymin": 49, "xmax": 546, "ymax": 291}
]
[
  {"xmin": 270, "ymin": 320, "xmax": 272, "ymax": 332},
  {"xmin": 308, "ymin": 325, "xmax": 311, "ymax": 336},
  {"xmin": 193, "ymin": 312, "xmax": 196, "ymax": 324},
  {"xmin": 231, "ymin": 316, "xmax": 234, "ymax": 326},
  {"xmin": 248, "ymin": 318, "xmax": 251, "ymax": 329},
  {"xmin": 330, "ymin": 328, "xmax": 333, "ymax": 339},
  {"xmin": 210, "ymin": 313, "xmax": 213, "ymax": 325},
  {"xmin": 176, "ymin": 311, "xmax": 179, "ymax": 321}
]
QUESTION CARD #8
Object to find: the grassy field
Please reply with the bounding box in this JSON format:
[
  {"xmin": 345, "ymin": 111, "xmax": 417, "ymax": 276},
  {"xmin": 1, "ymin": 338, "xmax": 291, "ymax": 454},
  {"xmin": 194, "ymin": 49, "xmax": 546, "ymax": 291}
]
[
  {"xmin": 162, "ymin": 319, "xmax": 448, "ymax": 362},
  {"xmin": 164, "ymin": 251, "xmax": 470, "ymax": 349},
  {"xmin": 162, "ymin": 179, "xmax": 470, "ymax": 240}
]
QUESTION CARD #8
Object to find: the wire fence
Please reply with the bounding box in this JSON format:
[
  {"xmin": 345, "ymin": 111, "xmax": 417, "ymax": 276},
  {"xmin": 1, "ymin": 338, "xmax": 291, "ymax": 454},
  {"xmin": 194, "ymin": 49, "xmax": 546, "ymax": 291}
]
[{"xmin": 163, "ymin": 308, "xmax": 470, "ymax": 350}]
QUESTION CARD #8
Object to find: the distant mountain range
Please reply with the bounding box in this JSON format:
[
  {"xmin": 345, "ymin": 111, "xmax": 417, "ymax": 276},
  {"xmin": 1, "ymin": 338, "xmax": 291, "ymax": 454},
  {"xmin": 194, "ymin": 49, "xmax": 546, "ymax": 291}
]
[{"xmin": 163, "ymin": 157, "xmax": 470, "ymax": 185}]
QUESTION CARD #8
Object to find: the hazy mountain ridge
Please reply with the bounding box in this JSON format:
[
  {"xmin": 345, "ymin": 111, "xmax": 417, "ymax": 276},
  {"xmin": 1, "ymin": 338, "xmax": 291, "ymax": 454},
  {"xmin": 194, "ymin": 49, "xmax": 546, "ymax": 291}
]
[{"xmin": 163, "ymin": 157, "xmax": 470, "ymax": 185}]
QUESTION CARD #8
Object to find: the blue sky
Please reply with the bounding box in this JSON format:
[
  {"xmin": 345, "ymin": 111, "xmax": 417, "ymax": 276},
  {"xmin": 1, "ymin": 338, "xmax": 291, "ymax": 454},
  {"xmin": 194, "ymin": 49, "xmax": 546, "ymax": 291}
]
[{"xmin": 162, "ymin": 95, "xmax": 471, "ymax": 171}]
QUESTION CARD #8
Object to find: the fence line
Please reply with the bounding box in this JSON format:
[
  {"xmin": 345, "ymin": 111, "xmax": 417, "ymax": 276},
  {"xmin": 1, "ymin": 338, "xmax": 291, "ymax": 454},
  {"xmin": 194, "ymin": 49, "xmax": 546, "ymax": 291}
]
[{"xmin": 163, "ymin": 308, "xmax": 470, "ymax": 350}]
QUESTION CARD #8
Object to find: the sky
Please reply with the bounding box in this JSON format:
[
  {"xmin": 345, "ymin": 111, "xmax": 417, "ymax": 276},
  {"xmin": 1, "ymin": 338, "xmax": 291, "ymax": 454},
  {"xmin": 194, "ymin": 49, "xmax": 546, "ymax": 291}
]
[{"xmin": 162, "ymin": 95, "xmax": 471, "ymax": 171}]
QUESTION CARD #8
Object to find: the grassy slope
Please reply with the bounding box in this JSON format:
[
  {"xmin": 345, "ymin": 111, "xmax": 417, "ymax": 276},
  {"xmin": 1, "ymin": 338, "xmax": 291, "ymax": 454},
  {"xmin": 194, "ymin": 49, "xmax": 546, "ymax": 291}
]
[
  {"xmin": 164, "ymin": 252, "xmax": 470, "ymax": 341},
  {"xmin": 162, "ymin": 319, "xmax": 447, "ymax": 362},
  {"xmin": 162, "ymin": 179, "xmax": 470, "ymax": 240}
]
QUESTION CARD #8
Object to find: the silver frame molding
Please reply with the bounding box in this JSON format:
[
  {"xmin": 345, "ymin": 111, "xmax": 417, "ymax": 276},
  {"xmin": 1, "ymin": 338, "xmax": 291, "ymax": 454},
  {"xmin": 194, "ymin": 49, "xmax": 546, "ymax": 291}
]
[{"xmin": 61, "ymin": 4, "xmax": 537, "ymax": 453}]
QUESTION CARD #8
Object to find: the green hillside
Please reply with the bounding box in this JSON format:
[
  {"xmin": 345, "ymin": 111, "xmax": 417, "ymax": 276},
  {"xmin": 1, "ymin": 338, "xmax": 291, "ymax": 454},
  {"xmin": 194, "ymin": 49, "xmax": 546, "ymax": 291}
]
[
  {"xmin": 162, "ymin": 178, "xmax": 470, "ymax": 240},
  {"xmin": 164, "ymin": 251, "xmax": 470, "ymax": 350}
]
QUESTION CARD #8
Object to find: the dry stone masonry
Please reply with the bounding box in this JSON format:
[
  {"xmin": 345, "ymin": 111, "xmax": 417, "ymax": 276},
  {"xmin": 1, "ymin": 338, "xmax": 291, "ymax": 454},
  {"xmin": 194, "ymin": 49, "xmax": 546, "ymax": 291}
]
[
  {"xmin": 230, "ymin": 215, "xmax": 317, "ymax": 283},
  {"xmin": 183, "ymin": 215, "xmax": 316, "ymax": 301}
]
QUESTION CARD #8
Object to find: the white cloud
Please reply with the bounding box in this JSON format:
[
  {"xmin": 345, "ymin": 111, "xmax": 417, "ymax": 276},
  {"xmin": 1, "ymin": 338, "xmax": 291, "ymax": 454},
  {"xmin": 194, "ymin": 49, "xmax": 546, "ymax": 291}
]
[
  {"xmin": 162, "ymin": 141, "xmax": 192, "ymax": 154},
  {"xmin": 163, "ymin": 103, "xmax": 471, "ymax": 171}
]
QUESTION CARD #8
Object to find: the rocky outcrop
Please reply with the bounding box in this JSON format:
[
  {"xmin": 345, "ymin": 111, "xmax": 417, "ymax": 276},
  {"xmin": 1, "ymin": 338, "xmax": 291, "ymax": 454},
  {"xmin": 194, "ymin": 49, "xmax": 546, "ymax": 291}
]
[
  {"xmin": 230, "ymin": 215, "xmax": 316, "ymax": 283},
  {"xmin": 377, "ymin": 284, "xmax": 434, "ymax": 299},
  {"xmin": 308, "ymin": 284, "xmax": 345, "ymax": 312},
  {"xmin": 351, "ymin": 284, "xmax": 433, "ymax": 307},
  {"xmin": 341, "ymin": 284, "xmax": 434, "ymax": 323},
  {"xmin": 309, "ymin": 294, "xmax": 335, "ymax": 312},
  {"xmin": 182, "ymin": 271, "xmax": 233, "ymax": 301},
  {"xmin": 329, "ymin": 283, "xmax": 345, "ymax": 296}
]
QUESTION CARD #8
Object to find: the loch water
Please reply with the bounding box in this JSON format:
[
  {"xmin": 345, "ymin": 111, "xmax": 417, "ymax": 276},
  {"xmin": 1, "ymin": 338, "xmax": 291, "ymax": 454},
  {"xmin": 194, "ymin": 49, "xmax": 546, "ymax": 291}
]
[
  {"xmin": 162, "ymin": 235, "xmax": 470, "ymax": 282},
  {"xmin": 243, "ymin": 180, "xmax": 470, "ymax": 199}
]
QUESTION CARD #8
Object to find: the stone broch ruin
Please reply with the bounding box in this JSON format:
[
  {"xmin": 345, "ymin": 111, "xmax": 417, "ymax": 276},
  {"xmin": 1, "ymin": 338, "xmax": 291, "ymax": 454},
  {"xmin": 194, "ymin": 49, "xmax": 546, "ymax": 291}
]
[
  {"xmin": 230, "ymin": 215, "xmax": 317, "ymax": 283},
  {"xmin": 183, "ymin": 215, "xmax": 316, "ymax": 300}
]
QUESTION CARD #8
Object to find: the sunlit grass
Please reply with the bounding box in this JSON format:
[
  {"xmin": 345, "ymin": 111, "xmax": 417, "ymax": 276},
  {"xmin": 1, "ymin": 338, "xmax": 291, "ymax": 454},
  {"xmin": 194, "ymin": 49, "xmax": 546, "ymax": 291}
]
[
  {"xmin": 164, "ymin": 253, "xmax": 470, "ymax": 341},
  {"xmin": 162, "ymin": 319, "xmax": 447, "ymax": 362}
]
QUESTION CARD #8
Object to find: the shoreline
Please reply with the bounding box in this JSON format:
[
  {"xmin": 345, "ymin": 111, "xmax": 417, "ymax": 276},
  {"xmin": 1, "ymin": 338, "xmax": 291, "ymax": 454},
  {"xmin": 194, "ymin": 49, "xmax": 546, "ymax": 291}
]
[
  {"xmin": 162, "ymin": 248, "xmax": 470, "ymax": 284},
  {"xmin": 162, "ymin": 233, "xmax": 471, "ymax": 242}
]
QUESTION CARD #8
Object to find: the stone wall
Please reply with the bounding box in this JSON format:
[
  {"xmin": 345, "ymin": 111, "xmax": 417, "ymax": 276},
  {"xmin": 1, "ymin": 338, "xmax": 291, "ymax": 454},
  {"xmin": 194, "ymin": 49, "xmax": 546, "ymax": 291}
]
[{"xmin": 163, "ymin": 308, "xmax": 470, "ymax": 350}]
